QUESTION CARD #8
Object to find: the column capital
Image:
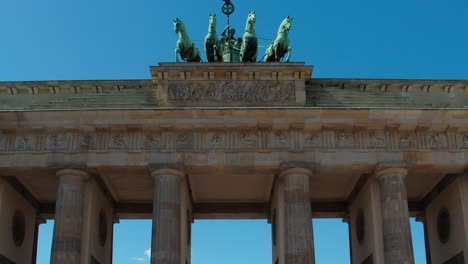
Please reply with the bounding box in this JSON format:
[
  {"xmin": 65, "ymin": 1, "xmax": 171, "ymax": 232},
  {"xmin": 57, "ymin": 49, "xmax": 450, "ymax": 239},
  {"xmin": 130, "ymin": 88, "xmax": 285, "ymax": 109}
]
[
  {"xmin": 150, "ymin": 168, "xmax": 185, "ymax": 181},
  {"xmin": 374, "ymin": 167, "xmax": 408, "ymax": 180},
  {"xmin": 279, "ymin": 161, "xmax": 314, "ymax": 179},
  {"xmin": 56, "ymin": 169, "xmax": 90, "ymax": 181},
  {"xmin": 279, "ymin": 167, "xmax": 313, "ymax": 180}
]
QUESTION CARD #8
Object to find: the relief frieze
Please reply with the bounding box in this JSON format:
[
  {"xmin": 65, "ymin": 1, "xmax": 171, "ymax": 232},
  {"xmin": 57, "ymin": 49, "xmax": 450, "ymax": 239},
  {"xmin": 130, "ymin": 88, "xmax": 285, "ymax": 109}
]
[
  {"xmin": 167, "ymin": 80, "xmax": 295, "ymax": 104},
  {"xmin": 303, "ymin": 133, "xmax": 321, "ymax": 149},
  {"xmin": 174, "ymin": 132, "xmax": 194, "ymax": 150},
  {"xmin": 399, "ymin": 133, "xmax": 416, "ymax": 149},
  {"xmin": 336, "ymin": 130, "xmax": 354, "ymax": 148},
  {"xmin": 144, "ymin": 134, "xmax": 161, "ymax": 150},
  {"xmin": 15, "ymin": 135, "xmax": 35, "ymax": 151},
  {"xmin": 272, "ymin": 131, "xmax": 291, "ymax": 149},
  {"xmin": 206, "ymin": 132, "xmax": 225, "ymax": 150},
  {"xmin": 427, "ymin": 132, "xmax": 447, "ymax": 148},
  {"xmin": 238, "ymin": 131, "xmax": 258, "ymax": 149},
  {"xmin": 109, "ymin": 133, "xmax": 129, "ymax": 150},
  {"xmin": 367, "ymin": 131, "xmax": 386, "ymax": 148},
  {"xmin": 2, "ymin": 129, "xmax": 468, "ymax": 153},
  {"xmin": 0, "ymin": 134, "xmax": 6, "ymax": 151},
  {"xmin": 463, "ymin": 133, "xmax": 468, "ymax": 149},
  {"xmin": 46, "ymin": 134, "xmax": 67, "ymax": 151},
  {"xmin": 79, "ymin": 134, "xmax": 96, "ymax": 150}
]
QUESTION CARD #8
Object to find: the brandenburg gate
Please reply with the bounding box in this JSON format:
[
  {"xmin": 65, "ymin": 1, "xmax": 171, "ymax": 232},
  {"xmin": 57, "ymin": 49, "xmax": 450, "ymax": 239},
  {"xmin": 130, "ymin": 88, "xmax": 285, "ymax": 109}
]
[{"xmin": 0, "ymin": 62, "xmax": 467, "ymax": 264}]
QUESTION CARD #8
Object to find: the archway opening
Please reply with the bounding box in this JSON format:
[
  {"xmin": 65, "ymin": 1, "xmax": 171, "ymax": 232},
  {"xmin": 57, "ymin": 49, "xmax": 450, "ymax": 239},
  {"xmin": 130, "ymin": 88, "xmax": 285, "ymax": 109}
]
[
  {"xmin": 113, "ymin": 219, "xmax": 152, "ymax": 264},
  {"xmin": 313, "ymin": 218, "xmax": 350, "ymax": 263},
  {"xmin": 192, "ymin": 219, "xmax": 271, "ymax": 264},
  {"xmin": 36, "ymin": 220, "xmax": 54, "ymax": 264},
  {"xmin": 410, "ymin": 218, "xmax": 427, "ymax": 264}
]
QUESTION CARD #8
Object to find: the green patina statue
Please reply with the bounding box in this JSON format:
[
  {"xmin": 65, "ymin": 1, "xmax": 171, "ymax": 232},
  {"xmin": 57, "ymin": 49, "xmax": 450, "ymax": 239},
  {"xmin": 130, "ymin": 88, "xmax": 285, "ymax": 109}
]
[
  {"xmin": 219, "ymin": 25, "xmax": 242, "ymax": 62},
  {"xmin": 204, "ymin": 14, "xmax": 222, "ymax": 62},
  {"xmin": 174, "ymin": 18, "xmax": 201, "ymax": 62},
  {"xmin": 264, "ymin": 16, "xmax": 293, "ymax": 62},
  {"xmin": 174, "ymin": 1, "xmax": 292, "ymax": 63},
  {"xmin": 240, "ymin": 11, "xmax": 258, "ymax": 62}
]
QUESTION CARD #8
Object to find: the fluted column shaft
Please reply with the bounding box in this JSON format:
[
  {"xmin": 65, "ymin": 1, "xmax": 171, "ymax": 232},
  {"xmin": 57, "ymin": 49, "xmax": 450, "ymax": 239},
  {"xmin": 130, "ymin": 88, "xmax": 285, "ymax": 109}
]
[
  {"xmin": 151, "ymin": 168, "xmax": 184, "ymax": 264},
  {"xmin": 376, "ymin": 167, "xmax": 414, "ymax": 264},
  {"xmin": 51, "ymin": 169, "xmax": 89, "ymax": 264},
  {"xmin": 281, "ymin": 168, "xmax": 315, "ymax": 264}
]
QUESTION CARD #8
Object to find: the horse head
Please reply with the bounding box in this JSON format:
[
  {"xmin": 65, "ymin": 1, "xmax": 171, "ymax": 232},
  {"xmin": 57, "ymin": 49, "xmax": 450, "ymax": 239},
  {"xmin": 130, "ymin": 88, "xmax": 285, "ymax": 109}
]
[
  {"xmin": 173, "ymin": 18, "xmax": 184, "ymax": 34},
  {"xmin": 280, "ymin": 16, "xmax": 293, "ymax": 33},
  {"xmin": 247, "ymin": 11, "xmax": 256, "ymax": 24},
  {"xmin": 208, "ymin": 14, "xmax": 217, "ymax": 31},
  {"xmin": 244, "ymin": 11, "xmax": 256, "ymax": 33}
]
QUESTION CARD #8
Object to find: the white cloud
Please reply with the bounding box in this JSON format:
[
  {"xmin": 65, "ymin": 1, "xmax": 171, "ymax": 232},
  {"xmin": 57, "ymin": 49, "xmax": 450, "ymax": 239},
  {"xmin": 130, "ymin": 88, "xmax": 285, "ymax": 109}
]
[
  {"xmin": 132, "ymin": 247, "xmax": 151, "ymax": 263},
  {"xmin": 144, "ymin": 248, "xmax": 151, "ymax": 258}
]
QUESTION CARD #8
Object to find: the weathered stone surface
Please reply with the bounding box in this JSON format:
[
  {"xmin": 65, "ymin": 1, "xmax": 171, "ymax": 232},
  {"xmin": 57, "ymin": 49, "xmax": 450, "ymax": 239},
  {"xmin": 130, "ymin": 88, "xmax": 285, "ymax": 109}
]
[
  {"xmin": 51, "ymin": 169, "xmax": 89, "ymax": 264},
  {"xmin": 376, "ymin": 167, "xmax": 414, "ymax": 264},
  {"xmin": 0, "ymin": 127, "xmax": 467, "ymax": 153},
  {"xmin": 306, "ymin": 79, "xmax": 468, "ymax": 108},
  {"xmin": 0, "ymin": 80, "xmax": 155, "ymax": 110},
  {"xmin": 280, "ymin": 167, "xmax": 315, "ymax": 264},
  {"xmin": 150, "ymin": 168, "xmax": 184, "ymax": 264},
  {"xmin": 151, "ymin": 62, "xmax": 311, "ymax": 107},
  {"xmin": 166, "ymin": 80, "xmax": 295, "ymax": 105}
]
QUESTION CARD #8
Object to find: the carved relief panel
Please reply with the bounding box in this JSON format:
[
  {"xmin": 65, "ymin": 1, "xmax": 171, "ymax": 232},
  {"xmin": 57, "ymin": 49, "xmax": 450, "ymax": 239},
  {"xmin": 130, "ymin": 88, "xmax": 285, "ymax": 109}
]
[
  {"xmin": 78, "ymin": 134, "xmax": 97, "ymax": 150},
  {"xmin": 303, "ymin": 132, "xmax": 322, "ymax": 149},
  {"xmin": 426, "ymin": 132, "xmax": 448, "ymax": 149},
  {"xmin": 46, "ymin": 134, "xmax": 68, "ymax": 151},
  {"xmin": 15, "ymin": 135, "xmax": 36, "ymax": 151},
  {"xmin": 174, "ymin": 132, "xmax": 194, "ymax": 150},
  {"xmin": 237, "ymin": 130, "xmax": 258, "ymax": 150},
  {"xmin": 1, "ymin": 127, "xmax": 468, "ymax": 153},
  {"xmin": 399, "ymin": 132, "xmax": 417, "ymax": 149},
  {"xmin": 143, "ymin": 133, "xmax": 162, "ymax": 150},
  {"xmin": 206, "ymin": 132, "xmax": 226, "ymax": 150},
  {"xmin": 335, "ymin": 130, "xmax": 354, "ymax": 148},
  {"xmin": 366, "ymin": 131, "xmax": 387, "ymax": 149},
  {"xmin": 166, "ymin": 80, "xmax": 296, "ymax": 106},
  {"xmin": 271, "ymin": 131, "xmax": 291, "ymax": 149},
  {"xmin": 0, "ymin": 133, "xmax": 6, "ymax": 152},
  {"xmin": 109, "ymin": 133, "xmax": 129, "ymax": 150},
  {"xmin": 462, "ymin": 133, "xmax": 468, "ymax": 149}
]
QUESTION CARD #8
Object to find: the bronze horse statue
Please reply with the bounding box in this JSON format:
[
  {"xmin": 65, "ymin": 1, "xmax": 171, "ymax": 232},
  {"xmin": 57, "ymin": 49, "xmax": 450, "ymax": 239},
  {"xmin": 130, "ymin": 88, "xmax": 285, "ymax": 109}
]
[
  {"xmin": 240, "ymin": 11, "xmax": 258, "ymax": 62},
  {"xmin": 204, "ymin": 14, "xmax": 222, "ymax": 62},
  {"xmin": 174, "ymin": 18, "xmax": 201, "ymax": 62},
  {"xmin": 264, "ymin": 16, "xmax": 293, "ymax": 62}
]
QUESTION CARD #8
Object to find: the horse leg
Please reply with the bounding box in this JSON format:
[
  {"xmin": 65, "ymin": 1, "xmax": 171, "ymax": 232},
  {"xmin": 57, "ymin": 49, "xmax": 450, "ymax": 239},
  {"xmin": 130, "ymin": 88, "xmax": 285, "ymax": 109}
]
[
  {"xmin": 273, "ymin": 42, "xmax": 280, "ymax": 62},
  {"xmin": 285, "ymin": 46, "xmax": 292, "ymax": 62},
  {"xmin": 253, "ymin": 38, "xmax": 258, "ymax": 62},
  {"xmin": 213, "ymin": 44, "xmax": 218, "ymax": 62},
  {"xmin": 263, "ymin": 46, "xmax": 270, "ymax": 62},
  {"xmin": 194, "ymin": 47, "xmax": 201, "ymax": 62},
  {"xmin": 175, "ymin": 48, "xmax": 180, "ymax": 62}
]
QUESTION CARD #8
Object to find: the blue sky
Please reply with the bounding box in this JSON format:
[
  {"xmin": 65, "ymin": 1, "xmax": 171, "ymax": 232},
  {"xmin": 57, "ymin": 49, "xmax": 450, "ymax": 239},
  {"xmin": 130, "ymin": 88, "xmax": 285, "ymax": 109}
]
[{"xmin": 1, "ymin": 0, "xmax": 467, "ymax": 263}]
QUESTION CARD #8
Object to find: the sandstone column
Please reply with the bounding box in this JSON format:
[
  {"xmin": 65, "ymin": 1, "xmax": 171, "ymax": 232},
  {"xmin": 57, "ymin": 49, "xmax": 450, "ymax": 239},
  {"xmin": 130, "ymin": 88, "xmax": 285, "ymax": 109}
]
[
  {"xmin": 376, "ymin": 167, "xmax": 414, "ymax": 264},
  {"xmin": 151, "ymin": 168, "xmax": 184, "ymax": 264},
  {"xmin": 51, "ymin": 169, "xmax": 89, "ymax": 264},
  {"xmin": 280, "ymin": 167, "xmax": 315, "ymax": 264}
]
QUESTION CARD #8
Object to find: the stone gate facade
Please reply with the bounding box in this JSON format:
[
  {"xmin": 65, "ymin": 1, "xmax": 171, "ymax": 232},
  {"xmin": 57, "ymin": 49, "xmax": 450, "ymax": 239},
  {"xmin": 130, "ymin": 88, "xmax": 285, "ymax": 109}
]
[{"xmin": 0, "ymin": 63, "xmax": 467, "ymax": 264}]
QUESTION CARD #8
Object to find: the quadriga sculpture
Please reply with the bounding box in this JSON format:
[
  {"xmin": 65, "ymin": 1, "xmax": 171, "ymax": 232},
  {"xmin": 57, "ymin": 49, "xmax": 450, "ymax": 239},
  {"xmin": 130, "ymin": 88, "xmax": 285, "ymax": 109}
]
[
  {"xmin": 240, "ymin": 11, "xmax": 258, "ymax": 62},
  {"xmin": 173, "ymin": 18, "xmax": 201, "ymax": 62},
  {"xmin": 264, "ymin": 16, "xmax": 293, "ymax": 62},
  {"xmin": 204, "ymin": 14, "xmax": 222, "ymax": 62}
]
